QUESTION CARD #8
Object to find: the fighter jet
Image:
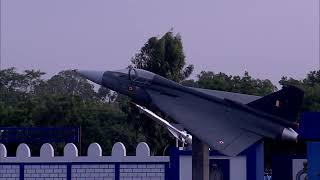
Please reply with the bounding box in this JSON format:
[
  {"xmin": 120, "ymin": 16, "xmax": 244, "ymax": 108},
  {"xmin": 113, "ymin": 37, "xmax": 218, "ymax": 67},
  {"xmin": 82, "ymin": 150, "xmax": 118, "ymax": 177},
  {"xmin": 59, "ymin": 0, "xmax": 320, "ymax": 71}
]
[{"xmin": 76, "ymin": 67, "xmax": 303, "ymax": 156}]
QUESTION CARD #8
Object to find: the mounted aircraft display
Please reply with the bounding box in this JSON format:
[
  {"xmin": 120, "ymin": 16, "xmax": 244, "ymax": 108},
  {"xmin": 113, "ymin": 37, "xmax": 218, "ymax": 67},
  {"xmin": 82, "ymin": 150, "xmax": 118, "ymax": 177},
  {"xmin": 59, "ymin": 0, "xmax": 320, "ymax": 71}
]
[{"xmin": 76, "ymin": 67, "xmax": 304, "ymax": 156}]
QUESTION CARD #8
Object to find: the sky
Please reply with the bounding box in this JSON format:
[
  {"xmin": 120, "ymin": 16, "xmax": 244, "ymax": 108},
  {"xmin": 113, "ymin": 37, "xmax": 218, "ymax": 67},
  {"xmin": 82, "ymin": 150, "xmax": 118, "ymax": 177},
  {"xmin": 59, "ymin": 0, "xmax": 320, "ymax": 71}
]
[{"xmin": 1, "ymin": 0, "xmax": 319, "ymax": 84}]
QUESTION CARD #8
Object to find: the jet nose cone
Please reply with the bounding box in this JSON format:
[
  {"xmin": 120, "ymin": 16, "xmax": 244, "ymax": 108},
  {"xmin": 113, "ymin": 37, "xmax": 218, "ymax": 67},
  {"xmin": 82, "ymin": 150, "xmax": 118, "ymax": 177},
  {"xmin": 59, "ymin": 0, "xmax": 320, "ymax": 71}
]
[{"xmin": 76, "ymin": 70, "xmax": 104, "ymax": 85}]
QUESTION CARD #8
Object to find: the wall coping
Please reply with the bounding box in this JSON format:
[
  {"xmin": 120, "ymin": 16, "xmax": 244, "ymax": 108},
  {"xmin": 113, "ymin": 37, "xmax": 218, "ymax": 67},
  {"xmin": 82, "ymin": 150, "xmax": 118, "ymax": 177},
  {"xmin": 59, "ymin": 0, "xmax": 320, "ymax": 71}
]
[{"xmin": 0, "ymin": 142, "xmax": 169, "ymax": 163}]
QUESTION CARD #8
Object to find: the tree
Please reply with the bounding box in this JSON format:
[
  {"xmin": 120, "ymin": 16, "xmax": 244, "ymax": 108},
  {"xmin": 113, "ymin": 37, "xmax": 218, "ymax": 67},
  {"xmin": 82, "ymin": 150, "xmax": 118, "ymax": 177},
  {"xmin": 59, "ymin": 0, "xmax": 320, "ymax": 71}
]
[
  {"xmin": 132, "ymin": 31, "xmax": 194, "ymax": 82},
  {"xmin": 98, "ymin": 86, "xmax": 117, "ymax": 103},
  {"xmin": 0, "ymin": 68, "xmax": 141, "ymax": 156},
  {"xmin": 30, "ymin": 70, "xmax": 137, "ymax": 155},
  {"xmin": 195, "ymin": 71, "xmax": 277, "ymax": 96},
  {"xmin": 0, "ymin": 68, "xmax": 45, "ymax": 92},
  {"xmin": 0, "ymin": 67, "xmax": 24, "ymax": 91},
  {"xmin": 280, "ymin": 70, "xmax": 320, "ymax": 111},
  {"xmin": 0, "ymin": 68, "xmax": 45, "ymax": 126},
  {"xmin": 35, "ymin": 70, "xmax": 97, "ymax": 101}
]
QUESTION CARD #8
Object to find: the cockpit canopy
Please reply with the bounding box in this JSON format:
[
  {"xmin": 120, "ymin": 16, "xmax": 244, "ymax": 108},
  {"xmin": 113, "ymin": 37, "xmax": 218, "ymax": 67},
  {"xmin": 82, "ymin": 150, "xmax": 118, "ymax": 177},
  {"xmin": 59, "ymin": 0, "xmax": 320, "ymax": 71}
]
[{"xmin": 114, "ymin": 67, "xmax": 155, "ymax": 82}]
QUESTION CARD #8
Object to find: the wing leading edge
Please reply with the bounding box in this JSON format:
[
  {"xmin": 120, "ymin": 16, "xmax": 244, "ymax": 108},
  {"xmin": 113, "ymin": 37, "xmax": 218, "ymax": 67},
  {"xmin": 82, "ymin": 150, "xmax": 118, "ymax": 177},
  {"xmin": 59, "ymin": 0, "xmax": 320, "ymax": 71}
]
[{"xmin": 188, "ymin": 87, "xmax": 260, "ymax": 104}]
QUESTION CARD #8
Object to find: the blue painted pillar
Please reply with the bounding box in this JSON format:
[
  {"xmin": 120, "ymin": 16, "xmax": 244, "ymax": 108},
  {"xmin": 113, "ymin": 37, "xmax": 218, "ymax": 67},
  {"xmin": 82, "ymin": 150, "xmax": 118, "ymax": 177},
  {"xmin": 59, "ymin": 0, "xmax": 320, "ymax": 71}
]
[
  {"xmin": 19, "ymin": 164, "xmax": 24, "ymax": 180},
  {"xmin": 244, "ymin": 141, "xmax": 264, "ymax": 180},
  {"xmin": 115, "ymin": 163, "xmax": 120, "ymax": 180},
  {"xmin": 255, "ymin": 142, "xmax": 264, "ymax": 179},
  {"xmin": 169, "ymin": 147, "xmax": 180, "ymax": 180},
  {"xmin": 67, "ymin": 164, "xmax": 71, "ymax": 180},
  {"xmin": 300, "ymin": 112, "xmax": 320, "ymax": 180},
  {"xmin": 307, "ymin": 142, "xmax": 320, "ymax": 180},
  {"xmin": 165, "ymin": 162, "xmax": 170, "ymax": 180}
]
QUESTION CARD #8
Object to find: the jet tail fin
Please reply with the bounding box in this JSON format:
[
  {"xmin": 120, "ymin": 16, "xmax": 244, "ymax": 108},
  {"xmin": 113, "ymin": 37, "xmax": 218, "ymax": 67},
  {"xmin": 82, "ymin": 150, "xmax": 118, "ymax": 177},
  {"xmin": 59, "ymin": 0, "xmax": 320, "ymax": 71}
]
[{"xmin": 247, "ymin": 85, "xmax": 304, "ymax": 122}]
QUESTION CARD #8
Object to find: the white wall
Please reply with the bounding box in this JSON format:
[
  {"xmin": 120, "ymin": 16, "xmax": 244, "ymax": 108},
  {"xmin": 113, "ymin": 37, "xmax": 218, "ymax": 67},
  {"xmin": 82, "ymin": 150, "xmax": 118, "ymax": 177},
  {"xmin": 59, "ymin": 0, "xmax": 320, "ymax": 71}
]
[
  {"xmin": 0, "ymin": 142, "xmax": 249, "ymax": 180},
  {"xmin": 292, "ymin": 159, "xmax": 307, "ymax": 180},
  {"xmin": 229, "ymin": 156, "xmax": 246, "ymax": 180},
  {"xmin": 178, "ymin": 155, "xmax": 247, "ymax": 180},
  {"xmin": 0, "ymin": 142, "xmax": 169, "ymax": 180},
  {"xmin": 180, "ymin": 156, "xmax": 192, "ymax": 180}
]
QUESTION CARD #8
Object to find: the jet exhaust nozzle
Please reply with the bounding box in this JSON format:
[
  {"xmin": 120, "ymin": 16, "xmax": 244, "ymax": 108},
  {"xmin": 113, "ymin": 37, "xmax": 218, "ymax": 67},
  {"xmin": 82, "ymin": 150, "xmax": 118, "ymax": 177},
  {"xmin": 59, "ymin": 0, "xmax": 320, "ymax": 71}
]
[{"xmin": 281, "ymin": 128, "xmax": 298, "ymax": 142}]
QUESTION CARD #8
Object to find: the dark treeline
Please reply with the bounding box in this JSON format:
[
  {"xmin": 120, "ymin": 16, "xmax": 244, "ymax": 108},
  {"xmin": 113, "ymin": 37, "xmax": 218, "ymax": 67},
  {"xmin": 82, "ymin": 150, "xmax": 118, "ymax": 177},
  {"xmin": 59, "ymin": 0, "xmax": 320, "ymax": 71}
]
[{"xmin": 0, "ymin": 32, "xmax": 319, "ymax": 167}]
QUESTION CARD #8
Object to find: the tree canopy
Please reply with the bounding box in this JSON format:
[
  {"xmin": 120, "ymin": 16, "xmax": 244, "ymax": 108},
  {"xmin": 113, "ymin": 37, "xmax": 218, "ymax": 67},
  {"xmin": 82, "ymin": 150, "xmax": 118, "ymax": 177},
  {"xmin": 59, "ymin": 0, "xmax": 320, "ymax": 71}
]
[
  {"xmin": 0, "ymin": 68, "xmax": 136, "ymax": 155},
  {"xmin": 191, "ymin": 71, "xmax": 277, "ymax": 96},
  {"xmin": 280, "ymin": 70, "xmax": 320, "ymax": 111},
  {"xmin": 132, "ymin": 31, "xmax": 194, "ymax": 82}
]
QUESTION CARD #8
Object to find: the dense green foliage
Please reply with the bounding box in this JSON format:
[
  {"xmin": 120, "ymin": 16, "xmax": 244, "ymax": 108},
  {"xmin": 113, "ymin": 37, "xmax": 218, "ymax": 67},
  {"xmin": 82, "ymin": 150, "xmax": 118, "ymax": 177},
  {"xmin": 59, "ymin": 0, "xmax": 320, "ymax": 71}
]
[
  {"xmin": 280, "ymin": 71, "xmax": 320, "ymax": 111},
  {"xmin": 132, "ymin": 31, "xmax": 193, "ymax": 82},
  {"xmin": 0, "ymin": 68, "xmax": 138, "ymax": 155},
  {"xmin": 183, "ymin": 71, "xmax": 277, "ymax": 96}
]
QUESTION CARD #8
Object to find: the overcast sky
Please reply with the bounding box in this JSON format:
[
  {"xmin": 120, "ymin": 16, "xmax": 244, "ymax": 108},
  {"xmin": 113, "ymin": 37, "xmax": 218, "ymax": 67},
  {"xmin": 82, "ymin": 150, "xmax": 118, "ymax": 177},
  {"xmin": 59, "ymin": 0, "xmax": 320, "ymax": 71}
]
[{"xmin": 1, "ymin": 0, "xmax": 319, "ymax": 84}]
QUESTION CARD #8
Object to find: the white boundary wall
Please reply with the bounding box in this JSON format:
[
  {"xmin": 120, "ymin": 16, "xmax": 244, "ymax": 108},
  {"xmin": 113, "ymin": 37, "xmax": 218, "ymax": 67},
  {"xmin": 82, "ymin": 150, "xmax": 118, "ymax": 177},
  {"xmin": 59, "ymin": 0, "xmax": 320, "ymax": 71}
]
[
  {"xmin": 0, "ymin": 142, "xmax": 169, "ymax": 180},
  {"xmin": 0, "ymin": 142, "xmax": 254, "ymax": 180}
]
